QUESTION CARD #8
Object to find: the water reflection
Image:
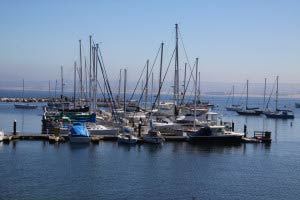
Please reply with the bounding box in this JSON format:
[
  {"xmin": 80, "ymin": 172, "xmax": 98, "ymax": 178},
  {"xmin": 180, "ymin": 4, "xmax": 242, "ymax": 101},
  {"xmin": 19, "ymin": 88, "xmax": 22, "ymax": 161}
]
[
  {"xmin": 142, "ymin": 143, "xmax": 163, "ymax": 154},
  {"xmin": 184, "ymin": 142, "xmax": 242, "ymax": 154},
  {"xmin": 274, "ymin": 119, "xmax": 278, "ymax": 143},
  {"xmin": 68, "ymin": 143, "xmax": 90, "ymax": 151}
]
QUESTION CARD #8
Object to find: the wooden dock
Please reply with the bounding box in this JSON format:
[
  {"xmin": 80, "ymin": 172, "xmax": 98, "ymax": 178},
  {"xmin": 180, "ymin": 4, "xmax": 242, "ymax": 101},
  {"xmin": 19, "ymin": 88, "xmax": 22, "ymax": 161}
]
[{"xmin": 2, "ymin": 133, "xmax": 188, "ymax": 143}]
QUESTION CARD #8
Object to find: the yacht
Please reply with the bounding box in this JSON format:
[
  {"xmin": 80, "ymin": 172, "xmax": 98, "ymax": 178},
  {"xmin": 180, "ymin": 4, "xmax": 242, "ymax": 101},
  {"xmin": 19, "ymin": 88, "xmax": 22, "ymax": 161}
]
[{"xmin": 184, "ymin": 125, "xmax": 243, "ymax": 143}]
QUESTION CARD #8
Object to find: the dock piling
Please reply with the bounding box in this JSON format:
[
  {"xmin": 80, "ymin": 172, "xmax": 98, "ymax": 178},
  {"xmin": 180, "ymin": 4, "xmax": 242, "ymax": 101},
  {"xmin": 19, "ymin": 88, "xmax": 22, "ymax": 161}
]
[
  {"xmin": 243, "ymin": 124, "xmax": 247, "ymax": 137},
  {"xmin": 13, "ymin": 120, "xmax": 17, "ymax": 135}
]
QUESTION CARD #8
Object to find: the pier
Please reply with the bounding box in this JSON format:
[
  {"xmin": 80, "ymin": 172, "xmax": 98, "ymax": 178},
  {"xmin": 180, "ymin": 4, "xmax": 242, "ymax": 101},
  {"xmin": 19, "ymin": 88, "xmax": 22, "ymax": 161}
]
[{"xmin": 3, "ymin": 133, "xmax": 189, "ymax": 143}]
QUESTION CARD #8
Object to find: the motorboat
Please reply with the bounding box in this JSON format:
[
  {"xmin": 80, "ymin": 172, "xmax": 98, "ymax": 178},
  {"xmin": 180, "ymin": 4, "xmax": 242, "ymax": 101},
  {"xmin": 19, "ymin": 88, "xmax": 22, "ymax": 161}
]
[
  {"xmin": 68, "ymin": 123, "xmax": 91, "ymax": 143},
  {"xmin": 185, "ymin": 125, "xmax": 243, "ymax": 143}
]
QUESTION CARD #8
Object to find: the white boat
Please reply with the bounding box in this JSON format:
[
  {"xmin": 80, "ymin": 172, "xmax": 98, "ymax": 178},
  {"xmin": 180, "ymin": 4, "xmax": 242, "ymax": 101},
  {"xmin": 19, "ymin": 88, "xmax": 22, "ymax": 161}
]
[
  {"xmin": 143, "ymin": 129, "xmax": 165, "ymax": 144},
  {"xmin": 86, "ymin": 124, "xmax": 118, "ymax": 135},
  {"xmin": 69, "ymin": 123, "xmax": 91, "ymax": 144},
  {"xmin": 118, "ymin": 134, "xmax": 138, "ymax": 144},
  {"xmin": 0, "ymin": 129, "xmax": 4, "ymax": 141}
]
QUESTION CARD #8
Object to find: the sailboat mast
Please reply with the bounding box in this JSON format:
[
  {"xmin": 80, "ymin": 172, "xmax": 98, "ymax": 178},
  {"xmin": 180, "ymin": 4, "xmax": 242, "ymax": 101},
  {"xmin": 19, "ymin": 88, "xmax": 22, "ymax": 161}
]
[
  {"xmin": 276, "ymin": 76, "xmax": 279, "ymax": 111},
  {"xmin": 79, "ymin": 40, "xmax": 83, "ymax": 106},
  {"xmin": 246, "ymin": 80, "xmax": 249, "ymax": 109},
  {"xmin": 48, "ymin": 80, "xmax": 51, "ymax": 99},
  {"xmin": 73, "ymin": 62, "xmax": 77, "ymax": 108},
  {"xmin": 198, "ymin": 71, "xmax": 201, "ymax": 105},
  {"xmin": 22, "ymin": 79, "xmax": 24, "ymax": 102},
  {"xmin": 263, "ymin": 78, "xmax": 267, "ymax": 109},
  {"xmin": 183, "ymin": 63, "xmax": 187, "ymax": 99},
  {"xmin": 118, "ymin": 69, "xmax": 122, "ymax": 107},
  {"xmin": 145, "ymin": 59, "xmax": 149, "ymax": 110},
  {"xmin": 232, "ymin": 85, "xmax": 235, "ymax": 105},
  {"xmin": 123, "ymin": 68, "xmax": 127, "ymax": 119},
  {"xmin": 95, "ymin": 44, "xmax": 99, "ymax": 111},
  {"xmin": 89, "ymin": 35, "xmax": 92, "ymax": 105},
  {"xmin": 174, "ymin": 23, "xmax": 179, "ymax": 109},
  {"xmin": 85, "ymin": 57, "xmax": 88, "ymax": 101},
  {"xmin": 194, "ymin": 58, "xmax": 199, "ymax": 130},
  {"xmin": 157, "ymin": 42, "xmax": 164, "ymax": 111},
  {"xmin": 151, "ymin": 72, "xmax": 154, "ymax": 108},
  {"xmin": 92, "ymin": 46, "xmax": 96, "ymax": 112},
  {"xmin": 55, "ymin": 79, "xmax": 57, "ymax": 98},
  {"xmin": 61, "ymin": 66, "xmax": 64, "ymax": 100}
]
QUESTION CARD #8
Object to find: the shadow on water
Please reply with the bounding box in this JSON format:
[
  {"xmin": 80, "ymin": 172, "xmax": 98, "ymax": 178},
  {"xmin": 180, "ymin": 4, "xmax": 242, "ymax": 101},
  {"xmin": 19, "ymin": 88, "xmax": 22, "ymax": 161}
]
[
  {"xmin": 185, "ymin": 142, "xmax": 243, "ymax": 154},
  {"xmin": 68, "ymin": 143, "xmax": 90, "ymax": 151},
  {"xmin": 116, "ymin": 142, "xmax": 141, "ymax": 152}
]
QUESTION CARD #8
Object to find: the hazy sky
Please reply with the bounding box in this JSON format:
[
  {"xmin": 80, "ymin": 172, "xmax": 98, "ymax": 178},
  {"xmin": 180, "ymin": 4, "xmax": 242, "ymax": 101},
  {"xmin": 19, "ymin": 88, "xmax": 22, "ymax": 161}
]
[{"xmin": 1, "ymin": 0, "xmax": 300, "ymax": 85}]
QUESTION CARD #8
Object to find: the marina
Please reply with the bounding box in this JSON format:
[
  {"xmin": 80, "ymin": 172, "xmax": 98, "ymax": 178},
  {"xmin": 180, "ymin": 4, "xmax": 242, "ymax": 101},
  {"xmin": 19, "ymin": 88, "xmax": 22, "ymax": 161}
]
[{"xmin": 1, "ymin": 1, "xmax": 300, "ymax": 199}]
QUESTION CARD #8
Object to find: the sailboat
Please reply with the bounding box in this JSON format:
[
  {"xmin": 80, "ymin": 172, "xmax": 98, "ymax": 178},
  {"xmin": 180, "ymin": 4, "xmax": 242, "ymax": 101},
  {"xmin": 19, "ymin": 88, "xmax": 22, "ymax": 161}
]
[
  {"xmin": 264, "ymin": 76, "xmax": 294, "ymax": 119},
  {"xmin": 226, "ymin": 85, "xmax": 242, "ymax": 111},
  {"xmin": 14, "ymin": 79, "xmax": 38, "ymax": 109},
  {"xmin": 236, "ymin": 80, "xmax": 262, "ymax": 116}
]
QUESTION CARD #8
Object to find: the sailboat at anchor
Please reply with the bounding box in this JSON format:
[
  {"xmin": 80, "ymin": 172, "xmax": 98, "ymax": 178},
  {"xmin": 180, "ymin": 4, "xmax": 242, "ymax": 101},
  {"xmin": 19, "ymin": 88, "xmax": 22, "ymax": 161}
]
[
  {"xmin": 264, "ymin": 76, "xmax": 294, "ymax": 119},
  {"xmin": 14, "ymin": 79, "xmax": 38, "ymax": 109}
]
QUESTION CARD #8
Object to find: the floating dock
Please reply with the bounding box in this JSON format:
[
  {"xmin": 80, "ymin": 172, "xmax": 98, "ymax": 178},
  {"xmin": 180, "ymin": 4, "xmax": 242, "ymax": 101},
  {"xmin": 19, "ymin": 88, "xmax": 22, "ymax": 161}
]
[{"xmin": 2, "ymin": 133, "xmax": 189, "ymax": 143}]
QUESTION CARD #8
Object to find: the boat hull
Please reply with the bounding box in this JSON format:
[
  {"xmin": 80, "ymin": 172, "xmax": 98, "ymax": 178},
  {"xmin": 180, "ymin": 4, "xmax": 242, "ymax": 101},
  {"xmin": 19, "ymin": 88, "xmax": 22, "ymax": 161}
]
[
  {"xmin": 226, "ymin": 107, "xmax": 241, "ymax": 112},
  {"xmin": 236, "ymin": 110, "xmax": 262, "ymax": 116},
  {"xmin": 264, "ymin": 113, "xmax": 294, "ymax": 119}
]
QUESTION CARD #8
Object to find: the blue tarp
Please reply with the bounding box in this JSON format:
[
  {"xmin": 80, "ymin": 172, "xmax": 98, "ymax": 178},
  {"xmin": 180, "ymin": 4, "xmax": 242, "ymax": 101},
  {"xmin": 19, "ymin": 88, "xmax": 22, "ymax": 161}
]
[{"xmin": 70, "ymin": 124, "xmax": 90, "ymax": 137}]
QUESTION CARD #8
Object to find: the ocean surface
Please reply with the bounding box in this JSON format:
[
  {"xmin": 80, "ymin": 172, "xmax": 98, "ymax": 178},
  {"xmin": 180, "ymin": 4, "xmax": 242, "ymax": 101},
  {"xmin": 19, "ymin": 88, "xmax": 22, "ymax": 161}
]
[{"xmin": 1, "ymin": 90, "xmax": 300, "ymax": 199}]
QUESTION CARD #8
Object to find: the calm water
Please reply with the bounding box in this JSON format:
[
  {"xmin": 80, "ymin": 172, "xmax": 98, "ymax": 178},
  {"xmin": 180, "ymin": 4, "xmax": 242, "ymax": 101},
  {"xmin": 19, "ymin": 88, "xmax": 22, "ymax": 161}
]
[{"xmin": 1, "ymin": 92, "xmax": 300, "ymax": 199}]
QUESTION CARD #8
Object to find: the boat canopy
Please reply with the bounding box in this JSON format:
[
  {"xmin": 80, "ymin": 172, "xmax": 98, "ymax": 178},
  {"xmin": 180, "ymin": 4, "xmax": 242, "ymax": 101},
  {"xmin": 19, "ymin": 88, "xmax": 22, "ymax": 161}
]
[{"xmin": 70, "ymin": 124, "xmax": 90, "ymax": 137}]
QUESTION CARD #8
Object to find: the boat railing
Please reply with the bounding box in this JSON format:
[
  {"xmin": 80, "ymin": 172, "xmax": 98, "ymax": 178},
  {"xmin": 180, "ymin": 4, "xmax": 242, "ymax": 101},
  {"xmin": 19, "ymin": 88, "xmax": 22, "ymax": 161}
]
[{"xmin": 254, "ymin": 131, "xmax": 271, "ymax": 140}]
